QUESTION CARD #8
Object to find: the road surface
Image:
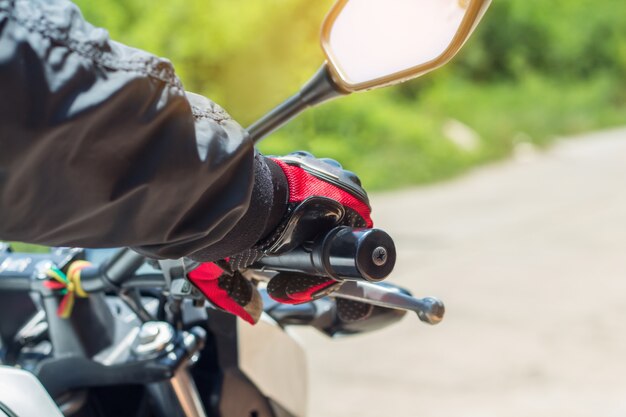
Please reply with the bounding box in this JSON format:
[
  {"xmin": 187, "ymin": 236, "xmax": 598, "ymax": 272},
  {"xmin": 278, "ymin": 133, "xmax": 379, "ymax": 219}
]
[{"xmin": 295, "ymin": 128, "xmax": 626, "ymax": 417}]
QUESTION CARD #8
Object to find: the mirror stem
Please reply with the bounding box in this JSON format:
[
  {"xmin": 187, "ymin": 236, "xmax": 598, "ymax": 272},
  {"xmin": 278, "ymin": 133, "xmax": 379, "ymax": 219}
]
[{"xmin": 247, "ymin": 63, "xmax": 347, "ymax": 144}]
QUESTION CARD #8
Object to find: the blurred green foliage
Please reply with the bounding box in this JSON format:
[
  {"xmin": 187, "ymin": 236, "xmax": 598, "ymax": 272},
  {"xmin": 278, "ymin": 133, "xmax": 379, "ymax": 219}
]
[
  {"xmin": 72, "ymin": 0, "xmax": 626, "ymax": 190},
  {"xmin": 74, "ymin": 0, "xmax": 334, "ymax": 120},
  {"xmin": 457, "ymin": 0, "xmax": 626, "ymax": 81}
]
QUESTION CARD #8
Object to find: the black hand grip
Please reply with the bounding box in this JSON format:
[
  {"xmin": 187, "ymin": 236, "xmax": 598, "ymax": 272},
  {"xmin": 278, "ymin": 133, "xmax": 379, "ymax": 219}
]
[{"xmin": 257, "ymin": 227, "xmax": 396, "ymax": 282}]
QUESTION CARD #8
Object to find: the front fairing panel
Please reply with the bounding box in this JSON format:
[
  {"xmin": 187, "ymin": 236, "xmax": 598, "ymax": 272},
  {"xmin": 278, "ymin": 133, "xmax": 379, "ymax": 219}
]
[{"xmin": 0, "ymin": 367, "xmax": 64, "ymax": 417}]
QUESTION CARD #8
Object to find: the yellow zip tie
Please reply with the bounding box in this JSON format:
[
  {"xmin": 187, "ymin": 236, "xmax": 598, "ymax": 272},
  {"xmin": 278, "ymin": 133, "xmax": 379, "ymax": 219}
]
[{"xmin": 66, "ymin": 260, "xmax": 91, "ymax": 298}]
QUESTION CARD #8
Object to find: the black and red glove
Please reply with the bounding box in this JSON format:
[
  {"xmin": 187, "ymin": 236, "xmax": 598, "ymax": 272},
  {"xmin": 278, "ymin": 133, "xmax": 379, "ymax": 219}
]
[
  {"xmin": 187, "ymin": 152, "xmax": 373, "ymax": 323},
  {"xmin": 263, "ymin": 152, "xmax": 372, "ymax": 305}
]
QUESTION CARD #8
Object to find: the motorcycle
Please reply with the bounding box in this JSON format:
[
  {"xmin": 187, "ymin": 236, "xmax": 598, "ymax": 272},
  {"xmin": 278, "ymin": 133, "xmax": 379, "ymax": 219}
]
[{"xmin": 0, "ymin": 1, "xmax": 491, "ymax": 416}]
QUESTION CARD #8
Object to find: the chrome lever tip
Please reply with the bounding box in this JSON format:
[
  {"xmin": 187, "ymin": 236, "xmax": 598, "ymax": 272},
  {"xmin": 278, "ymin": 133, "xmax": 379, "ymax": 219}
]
[{"xmin": 416, "ymin": 297, "xmax": 445, "ymax": 325}]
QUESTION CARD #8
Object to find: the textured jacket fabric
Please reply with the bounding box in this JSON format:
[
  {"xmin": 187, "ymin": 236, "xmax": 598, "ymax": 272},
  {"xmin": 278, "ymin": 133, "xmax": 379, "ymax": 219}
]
[{"xmin": 0, "ymin": 0, "xmax": 281, "ymax": 260}]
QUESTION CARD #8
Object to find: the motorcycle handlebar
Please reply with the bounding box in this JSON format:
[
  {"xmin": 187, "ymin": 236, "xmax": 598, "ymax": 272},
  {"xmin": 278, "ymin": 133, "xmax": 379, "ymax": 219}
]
[
  {"xmin": 101, "ymin": 249, "xmax": 146, "ymax": 286},
  {"xmin": 255, "ymin": 227, "xmax": 396, "ymax": 282},
  {"xmin": 78, "ymin": 248, "xmax": 146, "ymax": 292},
  {"xmin": 0, "ymin": 248, "xmax": 146, "ymax": 293},
  {"xmin": 93, "ymin": 227, "xmax": 397, "ymax": 288}
]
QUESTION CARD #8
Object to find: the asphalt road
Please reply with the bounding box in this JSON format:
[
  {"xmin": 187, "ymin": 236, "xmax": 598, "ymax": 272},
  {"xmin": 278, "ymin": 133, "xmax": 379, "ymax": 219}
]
[{"xmin": 295, "ymin": 128, "xmax": 626, "ymax": 417}]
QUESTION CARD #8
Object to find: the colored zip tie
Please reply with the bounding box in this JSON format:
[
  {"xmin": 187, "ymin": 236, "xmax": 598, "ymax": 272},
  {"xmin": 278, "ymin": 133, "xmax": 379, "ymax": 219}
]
[{"xmin": 44, "ymin": 260, "xmax": 92, "ymax": 318}]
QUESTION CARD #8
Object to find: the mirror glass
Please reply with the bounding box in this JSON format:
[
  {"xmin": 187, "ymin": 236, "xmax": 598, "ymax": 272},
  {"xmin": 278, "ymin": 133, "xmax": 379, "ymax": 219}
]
[{"xmin": 322, "ymin": 0, "xmax": 487, "ymax": 91}]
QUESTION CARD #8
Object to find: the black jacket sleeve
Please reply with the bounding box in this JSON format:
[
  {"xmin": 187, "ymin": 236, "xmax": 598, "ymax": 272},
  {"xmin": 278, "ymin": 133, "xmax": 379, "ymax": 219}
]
[{"xmin": 0, "ymin": 0, "xmax": 286, "ymax": 260}]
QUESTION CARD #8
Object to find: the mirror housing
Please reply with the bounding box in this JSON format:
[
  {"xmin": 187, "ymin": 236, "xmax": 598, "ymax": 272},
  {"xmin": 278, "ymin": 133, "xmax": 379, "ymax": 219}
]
[{"xmin": 321, "ymin": 0, "xmax": 492, "ymax": 92}]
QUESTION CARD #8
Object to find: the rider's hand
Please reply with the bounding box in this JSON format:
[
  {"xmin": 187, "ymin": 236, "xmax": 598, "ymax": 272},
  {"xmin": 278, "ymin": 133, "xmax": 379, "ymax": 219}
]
[
  {"xmin": 187, "ymin": 152, "xmax": 373, "ymax": 323},
  {"xmin": 252, "ymin": 151, "xmax": 373, "ymax": 305}
]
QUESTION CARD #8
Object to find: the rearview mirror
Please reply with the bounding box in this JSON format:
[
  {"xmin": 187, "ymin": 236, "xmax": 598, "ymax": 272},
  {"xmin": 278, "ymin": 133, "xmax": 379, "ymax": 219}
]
[
  {"xmin": 322, "ymin": 0, "xmax": 491, "ymax": 92},
  {"xmin": 248, "ymin": 0, "xmax": 491, "ymax": 142}
]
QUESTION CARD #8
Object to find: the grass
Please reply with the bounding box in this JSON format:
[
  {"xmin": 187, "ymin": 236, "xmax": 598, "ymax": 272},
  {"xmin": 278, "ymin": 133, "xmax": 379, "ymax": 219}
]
[{"xmin": 8, "ymin": 242, "xmax": 49, "ymax": 253}]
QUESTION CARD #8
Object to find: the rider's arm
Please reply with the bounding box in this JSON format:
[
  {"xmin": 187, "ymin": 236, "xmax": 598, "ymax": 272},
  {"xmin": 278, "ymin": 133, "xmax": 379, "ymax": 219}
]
[{"xmin": 0, "ymin": 0, "xmax": 286, "ymax": 260}]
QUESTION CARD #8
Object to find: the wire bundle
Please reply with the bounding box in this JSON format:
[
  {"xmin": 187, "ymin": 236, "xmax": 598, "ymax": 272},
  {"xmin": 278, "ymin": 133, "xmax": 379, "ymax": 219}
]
[{"xmin": 44, "ymin": 260, "xmax": 92, "ymax": 318}]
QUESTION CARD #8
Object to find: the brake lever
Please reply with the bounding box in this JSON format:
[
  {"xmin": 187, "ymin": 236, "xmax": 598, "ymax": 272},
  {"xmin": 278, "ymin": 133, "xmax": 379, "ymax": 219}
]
[{"xmin": 332, "ymin": 281, "xmax": 445, "ymax": 325}]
